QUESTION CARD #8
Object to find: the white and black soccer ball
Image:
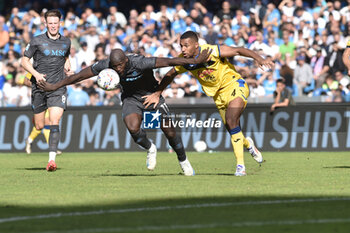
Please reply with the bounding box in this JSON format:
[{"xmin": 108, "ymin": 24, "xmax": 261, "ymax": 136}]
[
  {"xmin": 194, "ymin": 140, "xmax": 207, "ymax": 152},
  {"xmin": 97, "ymin": 68, "xmax": 120, "ymax": 91}
]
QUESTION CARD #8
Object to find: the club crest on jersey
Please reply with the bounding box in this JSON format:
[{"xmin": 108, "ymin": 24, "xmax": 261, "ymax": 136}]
[{"xmin": 44, "ymin": 49, "xmax": 51, "ymax": 56}]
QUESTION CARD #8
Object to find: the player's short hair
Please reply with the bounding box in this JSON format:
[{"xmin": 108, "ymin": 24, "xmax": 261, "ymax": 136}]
[
  {"xmin": 180, "ymin": 31, "xmax": 198, "ymax": 42},
  {"xmin": 44, "ymin": 9, "xmax": 62, "ymax": 20}
]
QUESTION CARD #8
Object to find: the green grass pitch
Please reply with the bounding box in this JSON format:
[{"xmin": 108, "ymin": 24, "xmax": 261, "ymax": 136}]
[{"xmin": 0, "ymin": 151, "xmax": 349, "ymax": 233}]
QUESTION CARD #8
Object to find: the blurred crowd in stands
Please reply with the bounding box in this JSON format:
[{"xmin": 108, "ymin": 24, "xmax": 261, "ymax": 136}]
[{"xmin": 1, "ymin": 0, "xmax": 350, "ymax": 107}]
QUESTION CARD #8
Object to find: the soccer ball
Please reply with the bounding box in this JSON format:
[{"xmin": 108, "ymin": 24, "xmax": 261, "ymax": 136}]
[
  {"xmin": 194, "ymin": 140, "xmax": 207, "ymax": 152},
  {"xmin": 97, "ymin": 68, "xmax": 120, "ymax": 91}
]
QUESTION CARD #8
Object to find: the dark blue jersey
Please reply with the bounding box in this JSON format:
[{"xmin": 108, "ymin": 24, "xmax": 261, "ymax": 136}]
[
  {"xmin": 91, "ymin": 54, "xmax": 158, "ymax": 99},
  {"xmin": 24, "ymin": 33, "xmax": 71, "ymax": 87}
]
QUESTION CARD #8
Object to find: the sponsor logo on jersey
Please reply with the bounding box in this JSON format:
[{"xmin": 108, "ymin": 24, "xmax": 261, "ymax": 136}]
[{"xmin": 44, "ymin": 49, "xmax": 66, "ymax": 56}]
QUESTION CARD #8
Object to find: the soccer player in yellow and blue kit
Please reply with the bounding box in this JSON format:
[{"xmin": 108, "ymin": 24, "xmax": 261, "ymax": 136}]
[
  {"xmin": 343, "ymin": 39, "xmax": 350, "ymax": 76},
  {"xmin": 143, "ymin": 31, "xmax": 274, "ymax": 176}
]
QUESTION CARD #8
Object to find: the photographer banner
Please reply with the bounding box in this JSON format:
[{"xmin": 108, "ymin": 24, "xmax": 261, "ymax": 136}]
[{"xmin": 0, "ymin": 104, "xmax": 349, "ymax": 152}]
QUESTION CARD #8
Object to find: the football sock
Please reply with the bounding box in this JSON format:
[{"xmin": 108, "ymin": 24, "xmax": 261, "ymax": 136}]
[
  {"xmin": 49, "ymin": 125, "xmax": 60, "ymax": 161},
  {"xmin": 229, "ymin": 126, "xmax": 245, "ymax": 166},
  {"xmin": 28, "ymin": 127, "xmax": 41, "ymax": 143},
  {"xmin": 49, "ymin": 151, "xmax": 56, "ymax": 162},
  {"xmin": 131, "ymin": 129, "xmax": 152, "ymax": 150},
  {"xmin": 243, "ymin": 137, "xmax": 250, "ymax": 149},
  {"xmin": 167, "ymin": 135, "xmax": 186, "ymax": 162},
  {"xmin": 43, "ymin": 125, "xmax": 50, "ymax": 144}
]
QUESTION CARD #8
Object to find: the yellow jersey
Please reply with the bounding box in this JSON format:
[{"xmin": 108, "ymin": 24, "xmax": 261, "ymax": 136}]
[
  {"xmin": 174, "ymin": 44, "xmax": 242, "ymax": 97},
  {"xmin": 347, "ymin": 39, "xmax": 350, "ymax": 48}
]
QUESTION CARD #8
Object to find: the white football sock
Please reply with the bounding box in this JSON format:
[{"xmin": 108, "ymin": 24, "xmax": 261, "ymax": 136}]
[{"xmin": 49, "ymin": 152, "xmax": 56, "ymax": 162}]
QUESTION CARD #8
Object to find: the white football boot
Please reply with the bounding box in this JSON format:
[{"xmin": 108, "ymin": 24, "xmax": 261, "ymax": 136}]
[
  {"xmin": 25, "ymin": 138, "xmax": 32, "ymax": 154},
  {"xmin": 179, "ymin": 159, "xmax": 195, "ymax": 176},
  {"xmin": 246, "ymin": 137, "xmax": 263, "ymax": 164},
  {"xmin": 234, "ymin": 164, "xmax": 246, "ymax": 176},
  {"xmin": 146, "ymin": 143, "xmax": 157, "ymax": 170}
]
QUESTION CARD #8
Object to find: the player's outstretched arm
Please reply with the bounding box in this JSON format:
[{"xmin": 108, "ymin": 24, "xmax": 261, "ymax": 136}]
[
  {"xmin": 342, "ymin": 48, "xmax": 350, "ymax": 76},
  {"xmin": 219, "ymin": 45, "xmax": 274, "ymax": 70},
  {"xmin": 142, "ymin": 68, "xmax": 178, "ymax": 108},
  {"xmin": 154, "ymin": 48, "xmax": 211, "ymax": 68},
  {"xmin": 38, "ymin": 66, "xmax": 95, "ymax": 91}
]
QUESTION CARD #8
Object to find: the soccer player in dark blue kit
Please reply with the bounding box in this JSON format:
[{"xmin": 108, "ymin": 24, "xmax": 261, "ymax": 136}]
[
  {"xmin": 39, "ymin": 48, "xmax": 211, "ymax": 176},
  {"xmin": 21, "ymin": 9, "xmax": 71, "ymax": 171}
]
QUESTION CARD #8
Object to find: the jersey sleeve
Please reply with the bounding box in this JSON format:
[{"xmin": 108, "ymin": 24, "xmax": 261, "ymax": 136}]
[
  {"xmin": 133, "ymin": 55, "xmax": 156, "ymax": 70},
  {"xmin": 66, "ymin": 39, "xmax": 71, "ymax": 57},
  {"xmin": 25, "ymin": 72, "xmax": 33, "ymax": 81},
  {"xmin": 91, "ymin": 59, "xmax": 110, "ymax": 75},
  {"xmin": 23, "ymin": 37, "xmax": 38, "ymax": 58},
  {"xmin": 347, "ymin": 40, "xmax": 350, "ymax": 48}
]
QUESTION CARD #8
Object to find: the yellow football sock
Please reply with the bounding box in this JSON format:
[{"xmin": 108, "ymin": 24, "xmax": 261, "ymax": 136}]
[
  {"xmin": 229, "ymin": 126, "xmax": 246, "ymax": 166},
  {"xmin": 28, "ymin": 127, "xmax": 41, "ymax": 142},
  {"xmin": 243, "ymin": 137, "xmax": 250, "ymax": 148},
  {"xmin": 43, "ymin": 128, "xmax": 50, "ymax": 144}
]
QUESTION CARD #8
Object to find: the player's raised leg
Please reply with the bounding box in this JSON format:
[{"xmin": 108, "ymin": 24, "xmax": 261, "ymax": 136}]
[
  {"xmin": 124, "ymin": 113, "xmax": 157, "ymax": 170},
  {"xmin": 46, "ymin": 107, "xmax": 64, "ymax": 172},
  {"xmin": 246, "ymin": 137, "xmax": 263, "ymax": 164},
  {"xmin": 161, "ymin": 119, "xmax": 194, "ymax": 176}
]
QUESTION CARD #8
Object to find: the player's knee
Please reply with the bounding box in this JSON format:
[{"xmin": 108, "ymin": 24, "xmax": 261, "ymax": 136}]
[
  {"xmin": 164, "ymin": 129, "xmax": 176, "ymax": 139},
  {"xmin": 128, "ymin": 126, "xmax": 141, "ymax": 134},
  {"xmin": 124, "ymin": 116, "xmax": 141, "ymax": 134},
  {"xmin": 34, "ymin": 123, "xmax": 44, "ymax": 130},
  {"xmin": 49, "ymin": 119, "xmax": 61, "ymax": 125}
]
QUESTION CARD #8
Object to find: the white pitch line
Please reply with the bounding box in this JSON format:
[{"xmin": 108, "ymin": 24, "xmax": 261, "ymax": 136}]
[
  {"xmin": 37, "ymin": 217, "xmax": 350, "ymax": 233},
  {"xmin": 0, "ymin": 197, "xmax": 349, "ymax": 224}
]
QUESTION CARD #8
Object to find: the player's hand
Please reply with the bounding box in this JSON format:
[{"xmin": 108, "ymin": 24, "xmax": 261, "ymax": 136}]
[
  {"xmin": 37, "ymin": 81, "xmax": 56, "ymax": 92},
  {"xmin": 64, "ymin": 61, "xmax": 74, "ymax": 76},
  {"xmin": 142, "ymin": 92, "xmax": 161, "ymax": 109},
  {"xmin": 258, "ymin": 59, "xmax": 274, "ymax": 71},
  {"xmin": 194, "ymin": 48, "xmax": 212, "ymax": 64},
  {"xmin": 35, "ymin": 73, "xmax": 46, "ymax": 85},
  {"xmin": 64, "ymin": 69, "xmax": 74, "ymax": 76}
]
